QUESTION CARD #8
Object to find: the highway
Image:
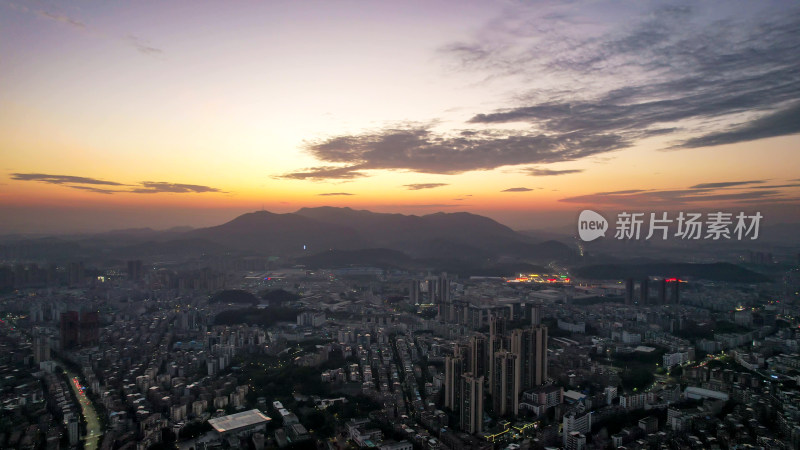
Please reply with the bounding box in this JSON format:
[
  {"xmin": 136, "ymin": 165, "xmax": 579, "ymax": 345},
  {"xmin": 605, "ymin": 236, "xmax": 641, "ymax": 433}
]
[{"xmin": 65, "ymin": 369, "xmax": 103, "ymax": 450}]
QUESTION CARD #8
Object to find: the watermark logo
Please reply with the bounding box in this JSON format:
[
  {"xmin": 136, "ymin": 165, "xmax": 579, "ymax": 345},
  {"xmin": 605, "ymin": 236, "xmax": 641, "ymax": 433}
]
[
  {"xmin": 578, "ymin": 210, "xmax": 763, "ymax": 241},
  {"xmin": 578, "ymin": 210, "xmax": 608, "ymax": 241}
]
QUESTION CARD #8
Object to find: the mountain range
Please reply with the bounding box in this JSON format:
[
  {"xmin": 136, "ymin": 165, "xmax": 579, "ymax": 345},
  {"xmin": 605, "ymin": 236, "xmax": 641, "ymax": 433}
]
[
  {"xmin": 185, "ymin": 207, "xmax": 575, "ymax": 262},
  {"xmin": 0, "ymin": 207, "xmax": 779, "ymax": 281},
  {"xmin": 0, "ymin": 207, "xmax": 576, "ymax": 268}
]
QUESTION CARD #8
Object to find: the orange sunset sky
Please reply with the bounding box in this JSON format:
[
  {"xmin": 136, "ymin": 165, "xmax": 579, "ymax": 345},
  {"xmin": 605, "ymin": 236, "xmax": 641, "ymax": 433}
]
[{"xmin": 2, "ymin": 1, "xmax": 799, "ymax": 233}]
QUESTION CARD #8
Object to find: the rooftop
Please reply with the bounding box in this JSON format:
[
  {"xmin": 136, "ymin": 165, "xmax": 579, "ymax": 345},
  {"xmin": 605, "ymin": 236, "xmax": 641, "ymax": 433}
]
[
  {"xmin": 208, "ymin": 409, "xmax": 271, "ymax": 433},
  {"xmin": 564, "ymin": 390, "xmax": 586, "ymax": 401}
]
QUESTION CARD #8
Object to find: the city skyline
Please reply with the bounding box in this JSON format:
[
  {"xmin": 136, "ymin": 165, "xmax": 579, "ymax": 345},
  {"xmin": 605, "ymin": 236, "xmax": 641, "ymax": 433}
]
[{"xmin": 2, "ymin": 0, "xmax": 800, "ymax": 233}]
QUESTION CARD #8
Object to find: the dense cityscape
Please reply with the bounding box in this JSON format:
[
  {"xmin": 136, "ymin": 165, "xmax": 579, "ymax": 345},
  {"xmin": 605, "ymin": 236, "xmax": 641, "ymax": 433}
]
[{"xmin": 1, "ymin": 210, "xmax": 799, "ymax": 449}]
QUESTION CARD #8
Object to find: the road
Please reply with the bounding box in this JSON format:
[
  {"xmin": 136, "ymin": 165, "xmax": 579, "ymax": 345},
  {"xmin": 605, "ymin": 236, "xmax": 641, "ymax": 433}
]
[{"xmin": 65, "ymin": 369, "xmax": 103, "ymax": 450}]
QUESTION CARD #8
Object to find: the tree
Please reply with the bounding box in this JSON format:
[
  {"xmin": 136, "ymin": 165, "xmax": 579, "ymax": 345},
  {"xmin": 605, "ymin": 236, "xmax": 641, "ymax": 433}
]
[
  {"xmin": 179, "ymin": 421, "xmax": 212, "ymax": 440},
  {"xmin": 209, "ymin": 289, "xmax": 259, "ymax": 305},
  {"xmin": 260, "ymin": 289, "xmax": 301, "ymax": 304},
  {"xmin": 620, "ymin": 367, "xmax": 654, "ymax": 391}
]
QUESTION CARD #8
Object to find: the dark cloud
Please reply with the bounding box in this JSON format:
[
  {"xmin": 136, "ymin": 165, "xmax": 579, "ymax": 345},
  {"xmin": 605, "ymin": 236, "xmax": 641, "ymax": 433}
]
[
  {"xmin": 737, "ymin": 197, "xmax": 800, "ymax": 205},
  {"xmin": 595, "ymin": 189, "xmax": 650, "ymax": 195},
  {"xmin": 679, "ymin": 103, "xmax": 800, "ymax": 148},
  {"xmin": 560, "ymin": 184, "xmax": 784, "ymax": 206},
  {"xmin": 318, "ymin": 192, "xmax": 354, "ymax": 196},
  {"xmin": 396, "ymin": 204, "xmax": 462, "ymax": 208},
  {"xmin": 282, "ymin": 6, "xmax": 800, "ymax": 180},
  {"xmin": 523, "ymin": 168, "xmax": 584, "ymax": 176},
  {"xmin": 283, "ymin": 5, "xmax": 800, "ymax": 180},
  {"xmin": 751, "ymin": 183, "xmax": 800, "ymax": 189},
  {"xmin": 66, "ymin": 185, "xmax": 118, "ymax": 195},
  {"xmin": 276, "ymin": 165, "xmax": 368, "ymax": 181},
  {"xmin": 685, "ymin": 191, "xmax": 782, "ymax": 202},
  {"xmin": 11, "ymin": 173, "xmax": 222, "ymax": 195},
  {"xmin": 502, "ymin": 187, "xmax": 534, "ymax": 192},
  {"xmin": 690, "ymin": 181, "xmax": 765, "ymax": 189},
  {"xmin": 468, "ymin": 72, "xmax": 800, "ymax": 147},
  {"xmin": 404, "ymin": 183, "xmax": 449, "ymax": 190},
  {"xmin": 131, "ymin": 182, "xmax": 222, "ymax": 194},
  {"xmin": 280, "ymin": 126, "xmax": 628, "ymax": 179},
  {"xmin": 451, "ymin": 5, "xmax": 800, "ymax": 152},
  {"xmin": 10, "ymin": 173, "xmax": 127, "ymax": 186}
]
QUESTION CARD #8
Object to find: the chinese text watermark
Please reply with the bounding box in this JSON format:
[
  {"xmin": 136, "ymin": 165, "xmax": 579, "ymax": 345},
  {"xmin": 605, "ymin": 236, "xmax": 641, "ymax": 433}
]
[{"xmin": 578, "ymin": 210, "xmax": 762, "ymax": 242}]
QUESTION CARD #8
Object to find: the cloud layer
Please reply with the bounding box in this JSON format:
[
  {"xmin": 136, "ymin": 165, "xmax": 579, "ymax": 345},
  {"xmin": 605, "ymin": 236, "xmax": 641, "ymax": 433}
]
[
  {"xmin": 37, "ymin": 10, "xmax": 86, "ymax": 30},
  {"xmin": 279, "ymin": 126, "xmax": 628, "ymax": 180},
  {"xmin": 7, "ymin": 3, "xmax": 164, "ymax": 56},
  {"xmin": 457, "ymin": 4, "xmax": 800, "ymax": 150},
  {"xmin": 10, "ymin": 173, "xmax": 222, "ymax": 195},
  {"xmin": 277, "ymin": 165, "xmax": 368, "ymax": 181},
  {"xmin": 404, "ymin": 183, "xmax": 449, "ymax": 190},
  {"xmin": 523, "ymin": 168, "xmax": 584, "ymax": 176},
  {"xmin": 559, "ymin": 179, "xmax": 799, "ymax": 206},
  {"xmin": 689, "ymin": 181, "xmax": 764, "ymax": 189},
  {"xmin": 11, "ymin": 173, "xmax": 127, "ymax": 186},
  {"xmin": 279, "ymin": 4, "xmax": 800, "ymax": 181},
  {"xmin": 131, "ymin": 182, "xmax": 222, "ymax": 194},
  {"xmin": 126, "ymin": 35, "xmax": 164, "ymax": 56}
]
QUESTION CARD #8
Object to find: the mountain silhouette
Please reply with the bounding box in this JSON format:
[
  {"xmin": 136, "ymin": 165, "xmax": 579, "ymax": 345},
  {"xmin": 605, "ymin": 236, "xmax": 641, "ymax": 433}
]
[
  {"xmin": 185, "ymin": 210, "xmax": 362, "ymax": 254},
  {"xmin": 185, "ymin": 207, "xmax": 575, "ymax": 262}
]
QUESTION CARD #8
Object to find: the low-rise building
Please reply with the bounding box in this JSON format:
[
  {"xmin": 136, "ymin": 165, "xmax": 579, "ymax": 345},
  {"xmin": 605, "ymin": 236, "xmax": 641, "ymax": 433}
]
[{"xmin": 208, "ymin": 409, "xmax": 271, "ymax": 438}]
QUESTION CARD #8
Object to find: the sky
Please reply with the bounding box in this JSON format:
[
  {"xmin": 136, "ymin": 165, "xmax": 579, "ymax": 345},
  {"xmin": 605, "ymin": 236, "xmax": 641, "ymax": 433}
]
[{"xmin": 1, "ymin": 0, "xmax": 799, "ymax": 233}]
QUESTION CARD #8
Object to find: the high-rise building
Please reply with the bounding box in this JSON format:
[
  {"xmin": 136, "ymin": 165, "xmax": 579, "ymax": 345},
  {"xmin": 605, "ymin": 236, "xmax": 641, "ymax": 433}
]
[
  {"xmin": 46, "ymin": 263, "xmax": 58, "ymax": 286},
  {"xmin": 510, "ymin": 328, "xmax": 528, "ymax": 389},
  {"xmin": 33, "ymin": 334, "xmax": 50, "ymax": 364},
  {"xmin": 488, "ymin": 315, "xmax": 507, "ymax": 394},
  {"xmin": 60, "ymin": 310, "xmax": 99, "ymax": 349},
  {"xmin": 412, "ymin": 273, "xmax": 450, "ymax": 311},
  {"xmin": 670, "ymin": 280, "xmax": 680, "ymax": 304},
  {"xmin": 490, "ymin": 315, "xmax": 507, "ymax": 341},
  {"xmin": 528, "ymin": 304, "xmax": 542, "ymax": 326},
  {"xmin": 625, "ymin": 278, "xmax": 634, "ymax": 305},
  {"xmin": 658, "ymin": 279, "xmax": 667, "ymax": 304},
  {"xmin": 459, "ymin": 373, "xmax": 484, "ymax": 435},
  {"xmin": 533, "ymin": 325, "xmax": 548, "ymax": 387},
  {"xmin": 492, "ymin": 350, "xmax": 520, "ymax": 417},
  {"xmin": 435, "ymin": 273, "xmax": 452, "ymax": 321},
  {"xmin": 639, "ymin": 279, "xmax": 649, "ymax": 305},
  {"xmin": 60, "ymin": 311, "xmax": 80, "ymax": 350},
  {"xmin": 512, "ymin": 326, "xmax": 548, "ymax": 388},
  {"xmin": 468, "ymin": 335, "xmax": 487, "ymax": 379},
  {"xmin": 13, "ymin": 264, "xmax": 27, "ymax": 289},
  {"xmin": 67, "ymin": 262, "xmax": 84, "ymax": 287},
  {"xmin": 79, "ymin": 311, "xmax": 99, "ymax": 347},
  {"xmin": 444, "ymin": 349, "xmax": 465, "ymax": 410},
  {"xmin": 410, "ymin": 279, "xmax": 420, "ymax": 305},
  {"xmin": 127, "ymin": 260, "xmax": 143, "ymax": 281},
  {"xmin": 437, "ymin": 272, "xmax": 450, "ymax": 305}
]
